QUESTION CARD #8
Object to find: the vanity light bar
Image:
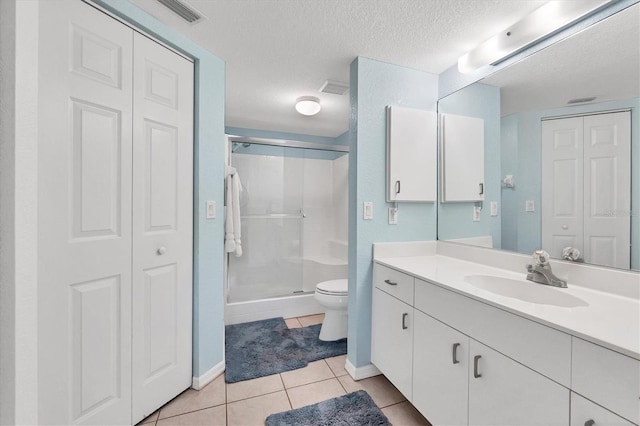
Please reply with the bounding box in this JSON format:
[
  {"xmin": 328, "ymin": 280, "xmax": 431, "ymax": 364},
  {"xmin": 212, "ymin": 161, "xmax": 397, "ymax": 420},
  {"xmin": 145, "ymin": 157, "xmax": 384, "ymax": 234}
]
[{"xmin": 458, "ymin": 0, "xmax": 612, "ymax": 74}]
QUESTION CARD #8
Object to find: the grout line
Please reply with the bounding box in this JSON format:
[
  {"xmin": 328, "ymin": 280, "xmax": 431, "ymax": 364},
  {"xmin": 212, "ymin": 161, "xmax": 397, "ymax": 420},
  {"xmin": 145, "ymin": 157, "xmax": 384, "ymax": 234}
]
[{"xmin": 281, "ymin": 374, "xmax": 294, "ymax": 410}]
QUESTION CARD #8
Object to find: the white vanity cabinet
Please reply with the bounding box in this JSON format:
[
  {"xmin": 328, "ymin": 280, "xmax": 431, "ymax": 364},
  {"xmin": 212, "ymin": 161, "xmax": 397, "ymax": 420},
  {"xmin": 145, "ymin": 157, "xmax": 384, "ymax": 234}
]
[
  {"xmin": 371, "ymin": 264, "xmax": 415, "ymax": 399},
  {"xmin": 570, "ymin": 393, "xmax": 635, "ymax": 426}
]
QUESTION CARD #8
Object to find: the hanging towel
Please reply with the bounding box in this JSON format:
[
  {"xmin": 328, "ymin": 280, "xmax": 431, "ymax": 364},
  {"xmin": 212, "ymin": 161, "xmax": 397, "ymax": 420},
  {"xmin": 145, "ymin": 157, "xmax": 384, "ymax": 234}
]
[{"xmin": 224, "ymin": 165, "xmax": 243, "ymax": 257}]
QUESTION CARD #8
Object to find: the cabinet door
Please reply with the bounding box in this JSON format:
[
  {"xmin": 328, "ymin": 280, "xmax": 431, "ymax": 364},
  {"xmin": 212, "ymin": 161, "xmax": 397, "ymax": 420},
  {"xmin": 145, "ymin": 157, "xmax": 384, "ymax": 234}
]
[
  {"xmin": 468, "ymin": 340, "xmax": 569, "ymax": 426},
  {"xmin": 386, "ymin": 106, "xmax": 437, "ymax": 202},
  {"xmin": 571, "ymin": 393, "xmax": 634, "ymax": 426},
  {"xmin": 371, "ymin": 288, "xmax": 413, "ymax": 399},
  {"xmin": 413, "ymin": 311, "xmax": 468, "ymax": 426}
]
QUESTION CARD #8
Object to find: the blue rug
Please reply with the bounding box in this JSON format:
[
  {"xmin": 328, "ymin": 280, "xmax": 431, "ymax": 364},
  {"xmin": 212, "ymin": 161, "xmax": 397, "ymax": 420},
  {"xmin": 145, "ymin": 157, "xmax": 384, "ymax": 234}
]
[
  {"xmin": 266, "ymin": 390, "xmax": 391, "ymax": 426},
  {"xmin": 225, "ymin": 317, "xmax": 347, "ymax": 383}
]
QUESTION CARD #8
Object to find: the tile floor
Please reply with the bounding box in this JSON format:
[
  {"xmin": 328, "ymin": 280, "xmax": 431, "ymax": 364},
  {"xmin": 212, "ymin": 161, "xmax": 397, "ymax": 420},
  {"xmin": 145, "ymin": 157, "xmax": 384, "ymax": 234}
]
[{"xmin": 138, "ymin": 314, "xmax": 431, "ymax": 426}]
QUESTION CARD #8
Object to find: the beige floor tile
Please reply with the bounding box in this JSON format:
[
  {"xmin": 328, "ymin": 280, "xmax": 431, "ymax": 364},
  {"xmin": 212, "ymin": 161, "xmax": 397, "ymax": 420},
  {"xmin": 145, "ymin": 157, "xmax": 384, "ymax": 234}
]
[
  {"xmin": 226, "ymin": 373, "xmax": 283, "ymax": 402},
  {"xmin": 338, "ymin": 374, "xmax": 406, "ymax": 408},
  {"xmin": 158, "ymin": 375, "xmax": 226, "ymax": 419},
  {"xmin": 156, "ymin": 405, "xmax": 226, "ymax": 426},
  {"xmin": 297, "ymin": 313, "xmax": 325, "ymax": 327},
  {"xmin": 280, "ymin": 360, "xmax": 334, "ymax": 388},
  {"xmin": 137, "ymin": 409, "xmax": 159, "ymax": 425},
  {"xmin": 382, "ymin": 401, "xmax": 432, "ymax": 426},
  {"xmin": 227, "ymin": 390, "xmax": 291, "ymax": 426},
  {"xmin": 325, "ymin": 354, "xmax": 348, "ymax": 377},
  {"xmin": 286, "ymin": 378, "xmax": 346, "ymax": 409},
  {"xmin": 284, "ymin": 317, "xmax": 302, "ymax": 328}
]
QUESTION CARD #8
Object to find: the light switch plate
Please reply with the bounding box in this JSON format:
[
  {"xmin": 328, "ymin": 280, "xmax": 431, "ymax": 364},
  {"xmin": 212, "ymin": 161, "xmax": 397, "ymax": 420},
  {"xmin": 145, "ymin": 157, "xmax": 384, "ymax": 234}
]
[
  {"xmin": 490, "ymin": 201, "xmax": 498, "ymax": 216},
  {"xmin": 473, "ymin": 206, "xmax": 481, "ymax": 222},
  {"xmin": 363, "ymin": 202, "xmax": 373, "ymax": 220},
  {"xmin": 388, "ymin": 207, "xmax": 398, "ymax": 225},
  {"xmin": 206, "ymin": 201, "xmax": 216, "ymax": 219},
  {"xmin": 525, "ymin": 200, "xmax": 535, "ymax": 212}
]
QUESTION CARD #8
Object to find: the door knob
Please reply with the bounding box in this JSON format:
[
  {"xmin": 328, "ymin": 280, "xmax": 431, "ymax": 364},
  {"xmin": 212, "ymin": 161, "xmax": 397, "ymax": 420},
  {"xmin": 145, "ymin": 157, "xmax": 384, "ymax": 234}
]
[{"xmin": 157, "ymin": 246, "xmax": 167, "ymax": 255}]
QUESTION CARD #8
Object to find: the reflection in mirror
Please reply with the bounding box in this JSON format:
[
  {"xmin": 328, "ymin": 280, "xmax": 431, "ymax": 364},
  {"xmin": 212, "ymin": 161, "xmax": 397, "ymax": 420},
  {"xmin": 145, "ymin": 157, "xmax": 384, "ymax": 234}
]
[{"xmin": 437, "ymin": 4, "xmax": 639, "ymax": 271}]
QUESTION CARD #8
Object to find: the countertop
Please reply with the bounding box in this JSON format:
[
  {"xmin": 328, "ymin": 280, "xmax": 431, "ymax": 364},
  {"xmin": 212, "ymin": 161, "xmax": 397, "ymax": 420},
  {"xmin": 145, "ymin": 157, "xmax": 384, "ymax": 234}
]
[{"xmin": 375, "ymin": 254, "xmax": 640, "ymax": 360}]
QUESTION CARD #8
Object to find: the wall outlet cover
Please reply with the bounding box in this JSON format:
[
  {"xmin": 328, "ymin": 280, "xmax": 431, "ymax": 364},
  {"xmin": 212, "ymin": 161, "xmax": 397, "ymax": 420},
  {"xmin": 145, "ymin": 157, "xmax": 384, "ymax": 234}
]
[
  {"xmin": 388, "ymin": 207, "xmax": 398, "ymax": 225},
  {"xmin": 490, "ymin": 201, "xmax": 498, "ymax": 216},
  {"xmin": 525, "ymin": 200, "xmax": 535, "ymax": 212},
  {"xmin": 206, "ymin": 201, "xmax": 216, "ymax": 219},
  {"xmin": 473, "ymin": 206, "xmax": 481, "ymax": 222}
]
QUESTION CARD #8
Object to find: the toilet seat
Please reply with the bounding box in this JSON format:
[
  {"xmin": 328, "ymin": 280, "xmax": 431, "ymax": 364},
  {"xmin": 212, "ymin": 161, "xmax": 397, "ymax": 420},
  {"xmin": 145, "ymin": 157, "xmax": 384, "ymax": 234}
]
[{"xmin": 316, "ymin": 279, "xmax": 348, "ymax": 296}]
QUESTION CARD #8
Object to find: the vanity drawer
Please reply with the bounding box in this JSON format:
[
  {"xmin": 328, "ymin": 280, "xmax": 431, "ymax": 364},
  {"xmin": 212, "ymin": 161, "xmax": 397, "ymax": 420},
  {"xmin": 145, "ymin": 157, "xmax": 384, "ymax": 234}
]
[
  {"xmin": 572, "ymin": 337, "xmax": 640, "ymax": 424},
  {"xmin": 414, "ymin": 278, "xmax": 571, "ymax": 386},
  {"xmin": 570, "ymin": 393, "xmax": 634, "ymax": 426},
  {"xmin": 373, "ymin": 263, "xmax": 414, "ymax": 305}
]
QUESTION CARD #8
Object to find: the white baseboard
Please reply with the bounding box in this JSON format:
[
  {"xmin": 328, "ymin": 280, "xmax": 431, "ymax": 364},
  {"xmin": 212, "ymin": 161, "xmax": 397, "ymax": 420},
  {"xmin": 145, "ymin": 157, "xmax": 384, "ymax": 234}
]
[
  {"xmin": 192, "ymin": 360, "xmax": 225, "ymax": 390},
  {"xmin": 345, "ymin": 359, "xmax": 381, "ymax": 380}
]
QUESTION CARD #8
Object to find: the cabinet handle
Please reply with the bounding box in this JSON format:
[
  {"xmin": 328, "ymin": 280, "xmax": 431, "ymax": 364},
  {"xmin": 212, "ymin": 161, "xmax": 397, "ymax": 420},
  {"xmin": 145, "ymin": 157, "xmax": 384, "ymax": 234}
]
[
  {"xmin": 395, "ymin": 180, "xmax": 401, "ymax": 194},
  {"xmin": 584, "ymin": 420, "xmax": 595, "ymax": 426},
  {"xmin": 479, "ymin": 183, "xmax": 484, "ymax": 195},
  {"xmin": 473, "ymin": 355, "xmax": 482, "ymax": 378},
  {"xmin": 384, "ymin": 279, "xmax": 398, "ymax": 286},
  {"xmin": 402, "ymin": 313, "xmax": 408, "ymax": 330},
  {"xmin": 452, "ymin": 343, "xmax": 460, "ymax": 364}
]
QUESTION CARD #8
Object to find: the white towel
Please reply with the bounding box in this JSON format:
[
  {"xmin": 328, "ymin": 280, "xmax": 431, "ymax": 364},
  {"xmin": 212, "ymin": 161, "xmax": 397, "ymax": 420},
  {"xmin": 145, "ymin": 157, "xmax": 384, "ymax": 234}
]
[{"xmin": 224, "ymin": 166, "xmax": 243, "ymax": 257}]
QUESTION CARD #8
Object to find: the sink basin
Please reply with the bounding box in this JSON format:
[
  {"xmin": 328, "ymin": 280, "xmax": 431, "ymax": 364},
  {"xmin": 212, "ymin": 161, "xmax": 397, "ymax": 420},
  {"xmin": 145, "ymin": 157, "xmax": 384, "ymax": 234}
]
[{"xmin": 464, "ymin": 275, "xmax": 588, "ymax": 308}]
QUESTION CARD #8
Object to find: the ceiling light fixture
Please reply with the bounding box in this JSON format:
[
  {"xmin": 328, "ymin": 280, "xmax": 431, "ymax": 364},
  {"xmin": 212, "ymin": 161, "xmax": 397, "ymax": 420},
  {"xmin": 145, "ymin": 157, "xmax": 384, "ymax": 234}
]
[
  {"xmin": 295, "ymin": 96, "xmax": 321, "ymax": 116},
  {"xmin": 457, "ymin": 0, "xmax": 612, "ymax": 74}
]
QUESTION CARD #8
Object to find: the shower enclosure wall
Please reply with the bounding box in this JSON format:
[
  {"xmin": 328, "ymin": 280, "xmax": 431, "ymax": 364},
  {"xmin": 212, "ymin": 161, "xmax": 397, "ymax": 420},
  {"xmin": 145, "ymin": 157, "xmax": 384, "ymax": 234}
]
[{"xmin": 225, "ymin": 137, "xmax": 348, "ymax": 324}]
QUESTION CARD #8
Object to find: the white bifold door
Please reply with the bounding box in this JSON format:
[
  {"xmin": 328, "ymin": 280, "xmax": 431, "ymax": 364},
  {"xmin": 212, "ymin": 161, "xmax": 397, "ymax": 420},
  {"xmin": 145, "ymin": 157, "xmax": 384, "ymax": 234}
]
[
  {"xmin": 38, "ymin": 1, "xmax": 194, "ymax": 424},
  {"xmin": 542, "ymin": 111, "xmax": 631, "ymax": 269}
]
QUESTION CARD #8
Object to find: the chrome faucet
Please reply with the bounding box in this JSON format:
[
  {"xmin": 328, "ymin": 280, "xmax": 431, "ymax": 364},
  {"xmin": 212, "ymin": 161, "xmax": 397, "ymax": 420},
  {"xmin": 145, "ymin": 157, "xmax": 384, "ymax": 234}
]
[{"xmin": 526, "ymin": 250, "xmax": 567, "ymax": 288}]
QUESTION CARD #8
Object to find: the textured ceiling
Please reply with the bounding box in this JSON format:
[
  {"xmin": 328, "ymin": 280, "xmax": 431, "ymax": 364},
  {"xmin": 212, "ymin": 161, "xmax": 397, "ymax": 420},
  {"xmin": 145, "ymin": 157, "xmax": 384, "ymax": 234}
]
[
  {"xmin": 482, "ymin": 3, "xmax": 640, "ymax": 116},
  {"xmin": 132, "ymin": 0, "xmax": 563, "ymax": 136}
]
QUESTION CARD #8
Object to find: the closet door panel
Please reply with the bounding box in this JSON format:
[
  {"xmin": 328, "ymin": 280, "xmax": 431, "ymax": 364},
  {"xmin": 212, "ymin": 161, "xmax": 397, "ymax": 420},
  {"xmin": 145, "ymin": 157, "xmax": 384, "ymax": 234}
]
[
  {"xmin": 38, "ymin": 1, "xmax": 134, "ymax": 425},
  {"xmin": 132, "ymin": 32, "xmax": 194, "ymax": 423}
]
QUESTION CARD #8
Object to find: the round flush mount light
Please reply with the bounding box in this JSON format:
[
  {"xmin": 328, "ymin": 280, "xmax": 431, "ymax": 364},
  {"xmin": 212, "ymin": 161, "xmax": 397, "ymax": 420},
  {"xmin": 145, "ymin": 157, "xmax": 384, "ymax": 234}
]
[{"xmin": 295, "ymin": 96, "xmax": 321, "ymax": 116}]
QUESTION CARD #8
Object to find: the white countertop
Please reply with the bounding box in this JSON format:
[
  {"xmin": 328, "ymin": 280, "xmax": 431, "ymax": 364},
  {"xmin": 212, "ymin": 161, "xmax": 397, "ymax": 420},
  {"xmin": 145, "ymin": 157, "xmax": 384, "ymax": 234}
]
[{"xmin": 375, "ymin": 254, "xmax": 640, "ymax": 360}]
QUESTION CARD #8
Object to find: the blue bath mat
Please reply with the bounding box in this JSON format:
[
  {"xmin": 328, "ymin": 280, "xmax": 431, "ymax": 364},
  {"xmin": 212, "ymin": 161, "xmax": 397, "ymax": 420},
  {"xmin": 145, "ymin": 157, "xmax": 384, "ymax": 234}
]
[
  {"xmin": 266, "ymin": 390, "xmax": 391, "ymax": 426},
  {"xmin": 225, "ymin": 317, "xmax": 347, "ymax": 383}
]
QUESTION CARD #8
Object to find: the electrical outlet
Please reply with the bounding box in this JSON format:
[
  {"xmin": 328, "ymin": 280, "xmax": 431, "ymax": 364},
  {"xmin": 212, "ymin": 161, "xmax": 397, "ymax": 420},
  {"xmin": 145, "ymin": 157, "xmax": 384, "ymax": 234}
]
[
  {"xmin": 388, "ymin": 207, "xmax": 398, "ymax": 225},
  {"xmin": 363, "ymin": 202, "xmax": 373, "ymax": 220},
  {"xmin": 473, "ymin": 206, "xmax": 481, "ymax": 222},
  {"xmin": 206, "ymin": 201, "xmax": 216, "ymax": 219},
  {"xmin": 490, "ymin": 201, "xmax": 498, "ymax": 217},
  {"xmin": 526, "ymin": 200, "xmax": 535, "ymax": 212}
]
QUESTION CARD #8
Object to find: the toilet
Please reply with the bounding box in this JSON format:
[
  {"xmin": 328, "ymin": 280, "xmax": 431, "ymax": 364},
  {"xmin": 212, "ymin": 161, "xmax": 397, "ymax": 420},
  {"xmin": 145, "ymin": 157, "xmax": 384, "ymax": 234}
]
[{"xmin": 314, "ymin": 279, "xmax": 348, "ymax": 341}]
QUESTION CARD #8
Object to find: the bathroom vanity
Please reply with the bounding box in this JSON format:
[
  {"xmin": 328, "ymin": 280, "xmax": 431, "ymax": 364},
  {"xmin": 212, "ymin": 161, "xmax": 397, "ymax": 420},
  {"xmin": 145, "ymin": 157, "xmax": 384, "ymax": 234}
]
[{"xmin": 371, "ymin": 242, "xmax": 640, "ymax": 426}]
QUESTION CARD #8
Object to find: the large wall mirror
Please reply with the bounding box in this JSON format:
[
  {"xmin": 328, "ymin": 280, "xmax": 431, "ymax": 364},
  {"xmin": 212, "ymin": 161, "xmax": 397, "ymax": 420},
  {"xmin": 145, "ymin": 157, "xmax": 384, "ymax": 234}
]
[{"xmin": 437, "ymin": 3, "xmax": 639, "ymax": 271}]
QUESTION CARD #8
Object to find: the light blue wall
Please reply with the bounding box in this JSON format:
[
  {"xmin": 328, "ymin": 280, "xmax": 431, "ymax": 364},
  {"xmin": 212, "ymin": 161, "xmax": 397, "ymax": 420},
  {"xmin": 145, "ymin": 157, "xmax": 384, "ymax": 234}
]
[
  {"xmin": 438, "ymin": 0, "xmax": 639, "ymax": 98},
  {"xmin": 502, "ymin": 98, "xmax": 640, "ymax": 269},
  {"xmin": 348, "ymin": 57, "xmax": 438, "ymax": 368},
  {"xmin": 95, "ymin": 0, "xmax": 226, "ymax": 377},
  {"xmin": 500, "ymin": 114, "xmax": 519, "ymax": 251},
  {"xmin": 437, "ymin": 83, "xmax": 501, "ymax": 247}
]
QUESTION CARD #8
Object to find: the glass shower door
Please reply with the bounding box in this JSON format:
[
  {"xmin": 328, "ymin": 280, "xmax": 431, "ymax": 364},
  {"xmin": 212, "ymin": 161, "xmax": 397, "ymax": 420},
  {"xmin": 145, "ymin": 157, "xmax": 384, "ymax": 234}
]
[{"xmin": 227, "ymin": 144, "xmax": 305, "ymax": 302}]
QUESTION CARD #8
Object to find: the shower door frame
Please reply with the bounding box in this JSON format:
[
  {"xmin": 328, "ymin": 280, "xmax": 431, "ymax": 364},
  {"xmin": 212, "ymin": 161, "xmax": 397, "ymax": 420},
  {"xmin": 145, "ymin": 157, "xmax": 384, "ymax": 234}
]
[{"xmin": 225, "ymin": 136, "xmax": 349, "ymax": 306}]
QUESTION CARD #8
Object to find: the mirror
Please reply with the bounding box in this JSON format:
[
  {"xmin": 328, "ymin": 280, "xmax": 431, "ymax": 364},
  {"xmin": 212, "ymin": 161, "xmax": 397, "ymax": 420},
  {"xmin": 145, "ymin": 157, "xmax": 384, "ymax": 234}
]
[{"xmin": 437, "ymin": 4, "xmax": 639, "ymax": 271}]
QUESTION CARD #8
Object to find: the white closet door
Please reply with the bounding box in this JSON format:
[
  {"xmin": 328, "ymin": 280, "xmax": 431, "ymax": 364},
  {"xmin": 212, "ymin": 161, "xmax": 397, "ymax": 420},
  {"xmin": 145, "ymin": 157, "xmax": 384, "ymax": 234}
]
[
  {"xmin": 583, "ymin": 112, "xmax": 631, "ymax": 269},
  {"xmin": 131, "ymin": 33, "xmax": 194, "ymax": 423},
  {"xmin": 38, "ymin": 1, "xmax": 134, "ymax": 424},
  {"xmin": 541, "ymin": 117, "xmax": 584, "ymax": 259}
]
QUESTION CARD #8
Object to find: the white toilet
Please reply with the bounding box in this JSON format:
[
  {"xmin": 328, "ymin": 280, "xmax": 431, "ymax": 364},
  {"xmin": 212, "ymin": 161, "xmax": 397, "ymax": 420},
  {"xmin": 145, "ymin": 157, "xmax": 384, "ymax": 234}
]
[{"xmin": 314, "ymin": 279, "xmax": 348, "ymax": 341}]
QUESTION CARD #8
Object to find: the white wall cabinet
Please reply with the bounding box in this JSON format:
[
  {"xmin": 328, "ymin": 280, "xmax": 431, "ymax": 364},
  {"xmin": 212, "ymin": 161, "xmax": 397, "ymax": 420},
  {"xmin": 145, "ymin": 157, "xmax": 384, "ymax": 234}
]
[
  {"xmin": 440, "ymin": 113, "xmax": 485, "ymax": 202},
  {"xmin": 372, "ymin": 261, "xmax": 637, "ymax": 426},
  {"xmin": 386, "ymin": 106, "xmax": 437, "ymax": 202}
]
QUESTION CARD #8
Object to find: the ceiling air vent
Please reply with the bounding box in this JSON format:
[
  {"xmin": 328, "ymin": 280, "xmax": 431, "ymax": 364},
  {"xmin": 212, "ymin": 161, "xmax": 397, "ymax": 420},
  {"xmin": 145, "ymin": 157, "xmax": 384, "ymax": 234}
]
[
  {"xmin": 156, "ymin": 0, "xmax": 205, "ymax": 24},
  {"xmin": 567, "ymin": 97, "xmax": 597, "ymax": 104},
  {"xmin": 319, "ymin": 80, "xmax": 349, "ymax": 96}
]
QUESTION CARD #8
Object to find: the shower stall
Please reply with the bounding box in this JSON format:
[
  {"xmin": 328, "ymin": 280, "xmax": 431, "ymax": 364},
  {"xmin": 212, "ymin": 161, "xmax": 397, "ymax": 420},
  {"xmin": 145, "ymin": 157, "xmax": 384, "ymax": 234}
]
[{"xmin": 225, "ymin": 136, "xmax": 349, "ymax": 324}]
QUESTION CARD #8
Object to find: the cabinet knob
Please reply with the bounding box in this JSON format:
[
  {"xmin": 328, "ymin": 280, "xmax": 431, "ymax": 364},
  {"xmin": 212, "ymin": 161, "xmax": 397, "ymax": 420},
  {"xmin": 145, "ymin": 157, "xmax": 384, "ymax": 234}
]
[
  {"xmin": 479, "ymin": 183, "xmax": 484, "ymax": 195},
  {"xmin": 157, "ymin": 246, "xmax": 167, "ymax": 255},
  {"xmin": 395, "ymin": 180, "xmax": 401, "ymax": 194},
  {"xmin": 384, "ymin": 279, "xmax": 398, "ymax": 286},
  {"xmin": 584, "ymin": 420, "xmax": 595, "ymax": 426},
  {"xmin": 473, "ymin": 355, "xmax": 482, "ymax": 378},
  {"xmin": 402, "ymin": 313, "xmax": 408, "ymax": 330},
  {"xmin": 452, "ymin": 343, "xmax": 460, "ymax": 365}
]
